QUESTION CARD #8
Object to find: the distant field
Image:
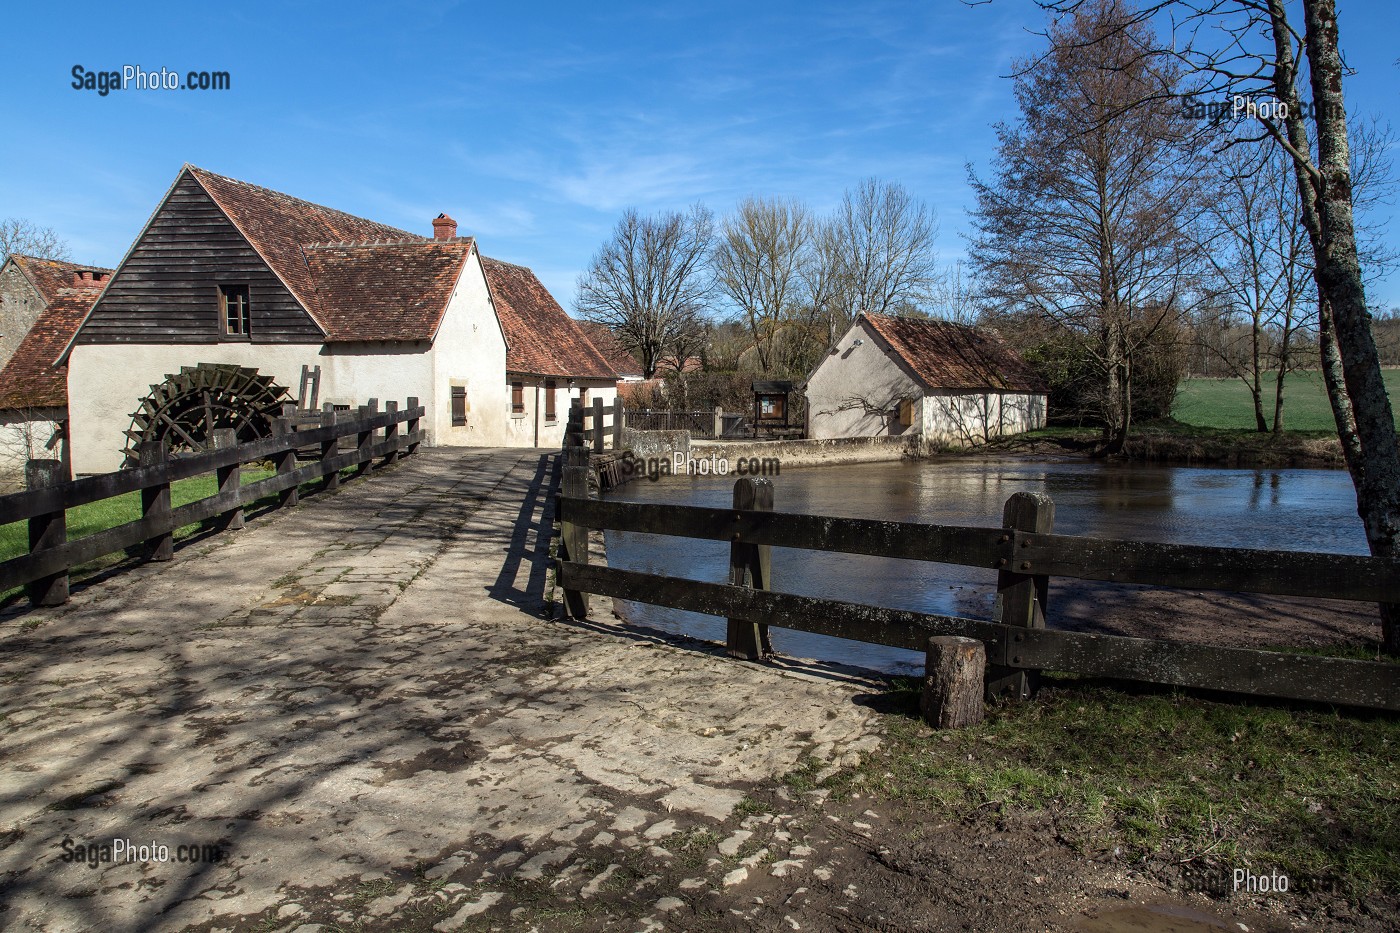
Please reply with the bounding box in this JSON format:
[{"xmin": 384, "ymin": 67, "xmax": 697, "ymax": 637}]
[{"xmin": 1173, "ymin": 369, "xmax": 1400, "ymax": 431}]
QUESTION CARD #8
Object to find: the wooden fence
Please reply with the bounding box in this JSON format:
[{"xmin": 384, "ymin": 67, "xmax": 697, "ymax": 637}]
[
  {"xmin": 555, "ymin": 447, "xmax": 1400, "ymax": 712},
  {"xmin": 574, "ymin": 399, "xmax": 626, "ymax": 453},
  {"xmin": 0, "ymin": 398, "xmax": 424, "ymax": 607}
]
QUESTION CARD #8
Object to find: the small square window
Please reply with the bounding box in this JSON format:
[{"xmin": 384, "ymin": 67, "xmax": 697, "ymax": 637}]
[{"xmin": 219, "ymin": 284, "xmax": 251, "ymax": 336}]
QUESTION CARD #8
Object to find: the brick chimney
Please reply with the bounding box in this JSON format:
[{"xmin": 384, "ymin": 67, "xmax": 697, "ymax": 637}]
[
  {"xmin": 432, "ymin": 213, "xmax": 458, "ymax": 240},
  {"xmin": 72, "ymin": 270, "xmax": 103, "ymax": 287}
]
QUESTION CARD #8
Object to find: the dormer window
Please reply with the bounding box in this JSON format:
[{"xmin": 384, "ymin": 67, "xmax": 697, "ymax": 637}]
[{"xmin": 219, "ymin": 284, "xmax": 251, "ymax": 336}]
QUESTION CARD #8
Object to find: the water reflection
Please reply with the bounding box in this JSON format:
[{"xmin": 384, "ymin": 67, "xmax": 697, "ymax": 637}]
[{"xmin": 601, "ymin": 459, "xmax": 1366, "ymax": 675}]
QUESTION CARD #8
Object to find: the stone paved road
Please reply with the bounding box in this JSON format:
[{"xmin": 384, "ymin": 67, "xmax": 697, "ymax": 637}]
[{"xmin": 0, "ymin": 448, "xmax": 880, "ymax": 932}]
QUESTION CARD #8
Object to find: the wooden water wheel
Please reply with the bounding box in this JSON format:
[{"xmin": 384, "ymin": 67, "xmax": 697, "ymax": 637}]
[{"xmin": 122, "ymin": 363, "xmax": 291, "ymax": 466}]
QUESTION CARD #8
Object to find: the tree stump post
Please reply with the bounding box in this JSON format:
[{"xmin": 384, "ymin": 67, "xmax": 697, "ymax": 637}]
[
  {"xmin": 560, "ymin": 445, "xmax": 591, "ymax": 618},
  {"xmin": 24, "ymin": 459, "xmax": 68, "ymax": 607},
  {"xmin": 138, "ymin": 440, "xmax": 173, "ymax": 562},
  {"xmin": 922, "ymin": 636, "xmax": 986, "ymax": 728},
  {"xmin": 274, "ymin": 416, "xmax": 299, "ymax": 509},
  {"xmin": 727, "ymin": 476, "xmax": 774, "ymax": 660},
  {"xmin": 212, "ymin": 428, "xmax": 244, "ymax": 530},
  {"xmin": 987, "ymin": 491, "xmax": 1054, "ymax": 700}
]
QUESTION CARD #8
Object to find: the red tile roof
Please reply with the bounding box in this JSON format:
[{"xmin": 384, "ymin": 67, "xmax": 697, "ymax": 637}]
[
  {"xmin": 861, "ymin": 313, "xmax": 1046, "ymax": 393},
  {"xmin": 188, "ymin": 166, "xmax": 419, "ymax": 338},
  {"xmin": 481, "ymin": 258, "xmax": 617, "ymax": 380},
  {"xmin": 576, "ymin": 321, "xmax": 642, "ymax": 377},
  {"xmin": 10, "ymin": 255, "xmax": 111, "ymax": 304},
  {"xmin": 303, "ymin": 240, "xmax": 473, "ymax": 342},
  {"xmin": 0, "ymin": 267, "xmax": 110, "ymax": 408}
]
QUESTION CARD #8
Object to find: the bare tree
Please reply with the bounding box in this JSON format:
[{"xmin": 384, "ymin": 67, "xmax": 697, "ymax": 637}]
[
  {"xmin": 1199, "ymin": 137, "xmax": 1312, "ymax": 432},
  {"xmin": 712, "ymin": 197, "xmax": 815, "ymax": 373},
  {"xmin": 1028, "ymin": 0, "xmax": 1400, "ymax": 651},
  {"xmin": 970, "ymin": 0, "xmax": 1204, "ymax": 454},
  {"xmin": 823, "ymin": 178, "xmax": 939, "ymax": 335},
  {"xmin": 575, "ymin": 206, "xmax": 714, "ymax": 379},
  {"xmin": 930, "ymin": 259, "xmax": 986, "ymax": 325},
  {"xmin": 0, "ymin": 218, "xmax": 71, "ymax": 264}
]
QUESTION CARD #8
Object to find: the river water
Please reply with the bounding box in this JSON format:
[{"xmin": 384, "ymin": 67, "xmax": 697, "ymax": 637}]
[{"xmin": 600, "ymin": 458, "xmax": 1366, "ymax": 675}]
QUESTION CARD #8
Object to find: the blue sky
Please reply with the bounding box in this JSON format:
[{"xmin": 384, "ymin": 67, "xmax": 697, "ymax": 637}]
[{"xmin": 3, "ymin": 0, "xmax": 1398, "ymax": 309}]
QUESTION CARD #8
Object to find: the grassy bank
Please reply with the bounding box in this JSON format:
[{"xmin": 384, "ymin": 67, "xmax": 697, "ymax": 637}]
[
  {"xmin": 1173, "ymin": 370, "xmax": 1400, "ymax": 432},
  {"xmin": 813, "ymin": 676, "xmax": 1399, "ymax": 902},
  {"xmin": 991, "ymin": 420, "xmax": 1346, "ymax": 466}
]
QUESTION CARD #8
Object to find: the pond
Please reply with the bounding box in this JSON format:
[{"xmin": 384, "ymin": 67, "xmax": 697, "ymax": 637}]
[{"xmin": 600, "ymin": 457, "xmax": 1367, "ymax": 675}]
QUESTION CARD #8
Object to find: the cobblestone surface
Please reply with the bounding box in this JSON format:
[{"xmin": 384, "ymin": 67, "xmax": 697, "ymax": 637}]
[{"xmin": 0, "ymin": 448, "xmax": 881, "ymax": 932}]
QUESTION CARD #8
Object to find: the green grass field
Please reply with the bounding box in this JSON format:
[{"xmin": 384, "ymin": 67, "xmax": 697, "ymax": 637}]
[
  {"xmin": 0, "ymin": 469, "xmax": 275, "ymax": 562},
  {"xmin": 1174, "ymin": 369, "xmax": 1400, "ymax": 431}
]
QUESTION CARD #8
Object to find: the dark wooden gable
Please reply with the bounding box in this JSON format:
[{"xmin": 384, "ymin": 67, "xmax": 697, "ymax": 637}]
[{"xmin": 76, "ymin": 173, "xmax": 323, "ymax": 345}]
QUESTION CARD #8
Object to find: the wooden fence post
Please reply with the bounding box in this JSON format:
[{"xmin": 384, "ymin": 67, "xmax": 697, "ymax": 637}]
[
  {"xmin": 560, "ymin": 445, "xmax": 591, "ymax": 618},
  {"xmin": 383, "ymin": 400, "xmax": 400, "ymax": 464},
  {"xmin": 212, "ymin": 428, "xmax": 244, "ymax": 530},
  {"xmin": 988, "ymin": 491, "xmax": 1054, "ymax": 700},
  {"xmin": 592, "ymin": 398, "xmax": 605, "ymax": 453},
  {"xmin": 714, "ymin": 406, "xmax": 723, "ymax": 439},
  {"xmin": 138, "ymin": 440, "xmax": 173, "ymax": 562},
  {"xmin": 922, "ymin": 636, "xmax": 985, "ymax": 728},
  {"xmin": 566, "ymin": 399, "xmax": 586, "ymax": 449},
  {"xmin": 612, "ymin": 401, "xmax": 624, "ymax": 451},
  {"xmin": 274, "ymin": 416, "xmax": 299, "ymax": 508},
  {"xmin": 727, "ymin": 477, "xmax": 774, "ymax": 660},
  {"xmin": 321, "ymin": 404, "xmax": 341, "ymax": 491},
  {"xmin": 357, "ymin": 404, "xmax": 375, "ymax": 477},
  {"xmin": 406, "ymin": 396, "xmax": 421, "ymax": 456},
  {"xmin": 24, "ymin": 459, "xmax": 68, "ymax": 606}
]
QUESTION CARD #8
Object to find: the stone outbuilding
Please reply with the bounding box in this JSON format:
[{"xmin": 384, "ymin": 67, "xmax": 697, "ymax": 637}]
[{"xmin": 805, "ymin": 313, "xmax": 1047, "ymax": 446}]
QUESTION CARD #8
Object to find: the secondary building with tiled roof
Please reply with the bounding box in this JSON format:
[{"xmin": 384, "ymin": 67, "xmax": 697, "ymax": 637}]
[
  {"xmin": 575, "ymin": 321, "xmax": 644, "ymax": 384},
  {"xmin": 805, "ymin": 312, "xmax": 1047, "ymax": 447},
  {"xmin": 0, "ymin": 255, "xmax": 114, "ymax": 483},
  {"xmin": 60, "ymin": 165, "xmax": 616, "ymax": 473}
]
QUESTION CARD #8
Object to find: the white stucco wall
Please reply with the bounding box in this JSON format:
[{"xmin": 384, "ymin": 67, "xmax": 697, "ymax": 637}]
[
  {"xmin": 922, "ymin": 390, "xmax": 1047, "ymax": 446},
  {"xmin": 0, "ymin": 407, "xmax": 66, "ymax": 491},
  {"xmin": 805, "ymin": 319, "xmax": 921, "ymax": 440},
  {"xmin": 429, "ymin": 250, "xmax": 512, "ymax": 446},
  {"xmin": 66, "ymin": 341, "xmax": 437, "ymax": 474},
  {"xmin": 504, "ymin": 377, "xmax": 618, "ymax": 448}
]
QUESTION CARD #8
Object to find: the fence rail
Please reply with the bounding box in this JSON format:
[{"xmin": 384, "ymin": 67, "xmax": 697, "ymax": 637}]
[
  {"xmin": 0, "ymin": 399, "xmax": 424, "ymax": 604},
  {"xmin": 554, "ymin": 447, "xmax": 1400, "ymax": 712}
]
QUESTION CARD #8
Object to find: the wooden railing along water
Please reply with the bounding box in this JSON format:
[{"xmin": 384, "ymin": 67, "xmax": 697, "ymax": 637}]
[{"xmin": 555, "ymin": 436, "xmax": 1400, "ymax": 714}]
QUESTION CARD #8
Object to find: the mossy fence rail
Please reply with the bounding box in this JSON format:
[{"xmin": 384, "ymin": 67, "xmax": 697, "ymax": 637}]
[
  {"xmin": 555, "ymin": 440, "xmax": 1400, "ymax": 713},
  {"xmin": 0, "ymin": 399, "xmax": 424, "ymax": 608}
]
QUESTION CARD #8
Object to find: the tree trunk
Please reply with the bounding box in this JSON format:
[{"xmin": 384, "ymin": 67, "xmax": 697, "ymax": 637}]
[{"xmin": 1300, "ymin": 0, "xmax": 1400, "ymax": 653}]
